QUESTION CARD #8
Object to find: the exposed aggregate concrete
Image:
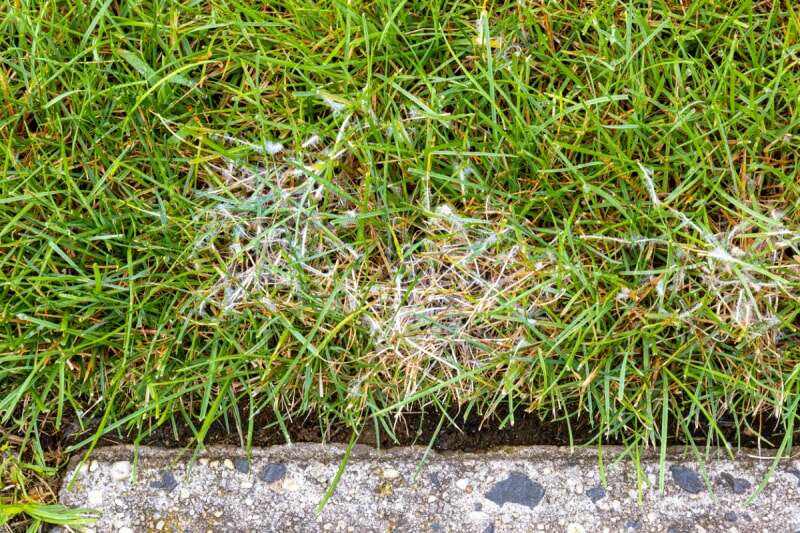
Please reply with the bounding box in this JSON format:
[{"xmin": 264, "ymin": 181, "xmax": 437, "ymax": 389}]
[{"xmin": 58, "ymin": 444, "xmax": 800, "ymax": 532}]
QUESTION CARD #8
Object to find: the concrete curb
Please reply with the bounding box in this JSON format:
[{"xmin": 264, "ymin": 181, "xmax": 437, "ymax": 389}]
[{"xmin": 59, "ymin": 444, "xmax": 800, "ymax": 532}]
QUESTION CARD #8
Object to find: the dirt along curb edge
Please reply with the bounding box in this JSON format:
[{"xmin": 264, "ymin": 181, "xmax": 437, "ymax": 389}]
[{"xmin": 58, "ymin": 444, "xmax": 800, "ymax": 532}]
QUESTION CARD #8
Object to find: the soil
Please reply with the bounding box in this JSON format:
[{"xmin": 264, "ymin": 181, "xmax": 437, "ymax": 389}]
[{"xmin": 48, "ymin": 405, "xmax": 796, "ymax": 456}]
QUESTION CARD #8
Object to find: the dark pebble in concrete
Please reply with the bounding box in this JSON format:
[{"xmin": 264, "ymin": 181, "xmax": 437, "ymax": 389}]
[
  {"xmin": 234, "ymin": 458, "xmax": 250, "ymax": 474},
  {"xmin": 718, "ymin": 472, "xmax": 750, "ymax": 494},
  {"xmin": 787, "ymin": 468, "xmax": 800, "ymax": 487},
  {"xmin": 724, "ymin": 511, "xmax": 737, "ymax": 522},
  {"xmin": 150, "ymin": 470, "xmax": 178, "ymax": 492},
  {"xmin": 586, "ymin": 484, "xmax": 606, "ymax": 503},
  {"xmin": 258, "ymin": 463, "xmax": 287, "ymax": 483},
  {"xmin": 483, "ymin": 523, "xmax": 495, "ymax": 533},
  {"xmin": 670, "ymin": 465, "xmax": 704, "ymax": 494},
  {"xmin": 624, "ymin": 520, "xmax": 641, "ymax": 530},
  {"xmin": 485, "ymin": 472, "xmax": 544, "ymax": 509}
]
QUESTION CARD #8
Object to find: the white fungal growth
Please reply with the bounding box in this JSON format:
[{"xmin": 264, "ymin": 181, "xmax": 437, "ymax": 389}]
[
  {"xmin": 302, "ymin": 134, "xmax": 321, "ymax": 149},
  {"xmin": 321, "ymin": 95, "xmax": 346, "ymax": 113},
  {"xmin": 708, "ymin": 246, "xmax": 737, "ymax": 264},
  {"xmin": 457, "ymin": 163, "xmax": 474, "ymax": 198},
  {"xmin": 473, "ymin": 10, "xmax": 501, "ymax": 48},
  {"xmin": 733, "ymin": 288, "xmax": 757, "ymax": 327},
  {"xmin": 435, "ymin": 204, "xmax": 454, "ymax": 218},
  {"xmin": 191, "ymin": 124, "xmax": 798, "ymax": 388},
  {"xmin": 655, "ymin": 277, "xmax": 666, "ymax": 298},
  {"xmin": 637, "ymin": 162, "xmax": 661, "ymax": 205},
  {"xmin": 475, "ymin": 11, "xmax": 489, "ymax": 44},
  {"xmin": 190, "ymin": 139, "xmax": 544, "ymax": 378},
  {"xmin": 264, "ymin": 141, "xmax": 284, "ymax": 155}
]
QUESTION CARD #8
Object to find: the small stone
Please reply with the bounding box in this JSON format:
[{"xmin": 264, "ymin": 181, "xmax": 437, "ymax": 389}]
[
  {"xmin": 427, "ymin": 495, "xmax": 437, "ymax": 503},
  {"xmin": 89, "ymin": 461, "xmax": 99, "ymax": 472},
  {"xmin": 670, "ymin": 465, "xmax": 704, "ymax": 494},
  {"xmin": 213, "ymin": 510, "xmax": 223, "ymax": 518},
  {"xmin": 719, "ymin": 472, "xmax": 751, "ymax": 495},
  {"xmin": 199, "ymin": 458, "xmax": 209, "ymax": 466},
  {"xmin": 567, "ymin": 524, "xmax": 586, "ymax": 533},
  {"xmin": 646, "ymin": 512, "xmax": 658, "ymax": 523},
  {"xmin": 87, "ymin": 489, "xmax": 103, "ymax": 507},
  {"xmin": 586, "ymin": 485, "xmax": 606, "ymax": 503},
  {"xmin": 259, "ymin": 463, "xmax": 287, "ymax": 483},
  {"xmin": 241, "ymin": 479, "xmax": 254, "ymax": 489},
  {"xmin": 155, "ymin": 520, "xmax": 165, "ymax": 530},
  {"xmin": 382, "ymin": 468, "xmax": 401, "ymax": 480},
  {"xmin": 456, "ymin": 478, "xmax": 471, "ymax": 491},
  {"xmin": 110, "ymin": 461, "xmax": 131, "ymax": 481},
  {"xmin": 485, "ymin": 472, "xmax": 544, "ymax": 509},
  {"xmin": 323, "ymin": 523, "xmax": 333, "ymax": 530},
  {"xmin": 724, "ymin": 511, "xmax": 737, "ymax": 522},
  {"xmin": 223, "ymin": 459, "xmax": 234, "ymax": 470},
  {"xmin": 283, "ymin": 478, "xmax": 299, "ymax": 491},
  {"xmin": 151, "ymin": 470, "xmax": 179, "ymax": 492},
  {"xmin": 234, "ymin": 458, "xmax": 250, "ymax": 474}
]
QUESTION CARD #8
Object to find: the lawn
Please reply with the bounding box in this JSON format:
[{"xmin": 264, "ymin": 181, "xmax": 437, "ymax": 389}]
[{"xmin": 2, "ymin": 0, "xmax": 800, "ymax": 528}]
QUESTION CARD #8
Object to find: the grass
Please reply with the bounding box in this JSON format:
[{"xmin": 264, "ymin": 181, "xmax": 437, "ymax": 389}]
[{"xmin": 2, "ymin": 0, "xmax": 800, "ymax": 527}]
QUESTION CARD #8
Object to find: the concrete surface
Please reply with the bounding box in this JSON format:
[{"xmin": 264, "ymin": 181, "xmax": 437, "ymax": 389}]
[{"xmin": 58, "ymin": 444, "xmax": 800, "ymax": 532}]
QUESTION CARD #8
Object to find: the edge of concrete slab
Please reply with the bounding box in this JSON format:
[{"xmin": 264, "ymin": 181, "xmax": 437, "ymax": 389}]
[
  {"xmin": 65, "ymin": 442, "xmax": 799, "ymax": 467},
  {"xmin": 60, "ymin": 444, "xmax": 800, "ymax": 532}
]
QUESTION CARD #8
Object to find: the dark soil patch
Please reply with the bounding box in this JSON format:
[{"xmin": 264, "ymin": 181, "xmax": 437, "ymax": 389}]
[{"xmin": 49, "ymin": 406, "xmax": 796, "ymax": 455}]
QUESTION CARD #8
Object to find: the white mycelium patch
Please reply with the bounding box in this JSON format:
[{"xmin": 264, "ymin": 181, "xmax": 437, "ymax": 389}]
[
  {"xmin": 190, "ymin": 125, "xmax": 547, "ymax": 390},
  {"xmin": 190, "ymin": 122, "xmax": 798, "ymax": 388}
]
